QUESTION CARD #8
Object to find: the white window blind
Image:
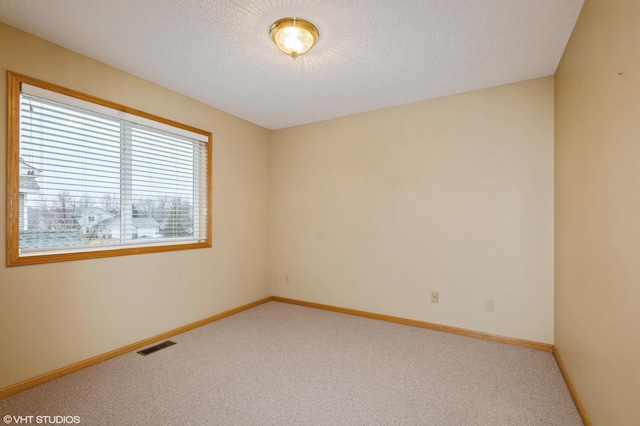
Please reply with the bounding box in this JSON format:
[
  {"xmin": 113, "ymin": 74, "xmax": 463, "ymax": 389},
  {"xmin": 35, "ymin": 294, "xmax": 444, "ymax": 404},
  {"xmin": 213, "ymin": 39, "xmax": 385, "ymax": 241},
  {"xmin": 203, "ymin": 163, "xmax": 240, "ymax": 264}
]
[{"xmin": 18, "ymin": 84, "xmax": 208, "ymax": 255}]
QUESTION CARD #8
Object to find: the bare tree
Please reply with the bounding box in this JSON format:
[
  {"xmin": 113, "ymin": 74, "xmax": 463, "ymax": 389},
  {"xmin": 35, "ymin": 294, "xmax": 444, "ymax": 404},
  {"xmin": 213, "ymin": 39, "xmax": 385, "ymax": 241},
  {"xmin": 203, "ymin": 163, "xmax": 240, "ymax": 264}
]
[
  {"xmin": 52, "ymin": 191, "xmax": 91, "ymax": 229},
  {"xmin": 155, "ymin": 195, "xmax": 169, "ymax": 220},
  {"xmin": 101, "ymin": 193, "xmax": 119, "ymax": 216},
  {"xmin": 160, "ymin": 196, "xmax": 193, "ymax": 237},
  {"xmin": 133, "ymin": 197, "xmax": 157, "ymax": 219}
]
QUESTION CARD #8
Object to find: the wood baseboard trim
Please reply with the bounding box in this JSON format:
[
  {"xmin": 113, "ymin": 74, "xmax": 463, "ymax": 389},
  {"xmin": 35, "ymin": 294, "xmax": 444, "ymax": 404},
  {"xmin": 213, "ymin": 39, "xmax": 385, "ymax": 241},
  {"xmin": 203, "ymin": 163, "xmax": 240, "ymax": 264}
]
[
  {"xmin": 552, "ymin": 346, "xmax": 591, "ymax": 425},
  {"xmin": 0, "ymin": 296, "xmax": 274, "ymax": 399},
  {"xmin": 1, "ymin": 295, "xmax": 567, "ymax": 405},
  {"xmin": 272, "ymin": 296, "xmax": 553, "ymax": 352}
]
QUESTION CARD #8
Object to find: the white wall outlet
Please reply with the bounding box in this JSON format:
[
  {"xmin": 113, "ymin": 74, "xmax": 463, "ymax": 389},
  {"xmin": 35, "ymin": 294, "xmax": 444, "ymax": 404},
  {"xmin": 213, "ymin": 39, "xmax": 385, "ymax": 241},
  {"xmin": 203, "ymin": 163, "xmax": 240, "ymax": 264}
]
[
  {"xmin": 431, "ymin": 291, "xmax": 439, "ymax": 304},
  {"xmin": 485, "ymin": 299, "xmax": 494, "ymax": 312}
]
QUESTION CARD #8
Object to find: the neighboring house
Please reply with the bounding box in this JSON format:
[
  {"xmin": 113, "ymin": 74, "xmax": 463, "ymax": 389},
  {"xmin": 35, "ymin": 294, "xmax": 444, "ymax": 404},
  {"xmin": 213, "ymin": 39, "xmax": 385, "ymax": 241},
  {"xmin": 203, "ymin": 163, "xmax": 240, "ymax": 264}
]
[
  {"xmin": 95, "ymin": 217, "xmax": 161, "ymax": 240},
  {"xmin": 133, "ymin": 218, "xmax": 161, "ymax": 238},
  {"xmin": 78, "ymin": 207, "xmax": 116, "ymax": 237},
  {"xmin": 18, "ymin": 158, "xmax": 42, "ymax": 231}
]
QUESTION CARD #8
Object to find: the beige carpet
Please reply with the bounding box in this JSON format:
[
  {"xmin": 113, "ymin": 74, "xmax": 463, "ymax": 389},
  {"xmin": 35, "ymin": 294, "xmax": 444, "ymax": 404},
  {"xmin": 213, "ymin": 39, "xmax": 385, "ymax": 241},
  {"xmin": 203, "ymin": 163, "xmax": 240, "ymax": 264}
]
[{"xmin": 0, "ymin": 301, "xmax": 582, "ymax": 425}]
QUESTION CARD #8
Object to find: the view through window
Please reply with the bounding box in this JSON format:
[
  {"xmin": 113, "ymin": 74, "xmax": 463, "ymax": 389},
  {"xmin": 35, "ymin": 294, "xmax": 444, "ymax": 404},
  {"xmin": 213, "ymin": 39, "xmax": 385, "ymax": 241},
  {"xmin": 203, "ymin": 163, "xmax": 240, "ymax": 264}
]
[{"xmin": 7, "ymin": 72, "xmax": 212, "ymax": 265}]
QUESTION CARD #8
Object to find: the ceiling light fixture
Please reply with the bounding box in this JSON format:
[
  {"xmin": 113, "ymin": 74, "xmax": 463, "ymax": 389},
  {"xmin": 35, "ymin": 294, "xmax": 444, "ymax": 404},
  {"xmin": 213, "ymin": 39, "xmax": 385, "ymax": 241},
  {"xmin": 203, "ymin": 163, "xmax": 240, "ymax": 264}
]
[{"xmin": 270, "ymin": 17, "xmax": 319, "ymax": 60}]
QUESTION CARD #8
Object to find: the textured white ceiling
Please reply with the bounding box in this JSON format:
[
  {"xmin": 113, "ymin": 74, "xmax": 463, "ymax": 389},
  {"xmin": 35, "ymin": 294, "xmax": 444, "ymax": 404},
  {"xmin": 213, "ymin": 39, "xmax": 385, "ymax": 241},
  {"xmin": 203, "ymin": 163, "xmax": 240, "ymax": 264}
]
[{"xmin": 0, "ymin": 0, "xmax": 583, "ymax": 130}]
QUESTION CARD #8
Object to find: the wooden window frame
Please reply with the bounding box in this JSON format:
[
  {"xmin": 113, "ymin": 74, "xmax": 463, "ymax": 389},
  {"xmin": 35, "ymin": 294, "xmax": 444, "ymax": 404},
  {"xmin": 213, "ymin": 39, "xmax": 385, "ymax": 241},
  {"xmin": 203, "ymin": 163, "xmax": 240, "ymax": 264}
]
[{"xmin": 6, "ymin": 71, "xmax": 212, "ymax": 266}]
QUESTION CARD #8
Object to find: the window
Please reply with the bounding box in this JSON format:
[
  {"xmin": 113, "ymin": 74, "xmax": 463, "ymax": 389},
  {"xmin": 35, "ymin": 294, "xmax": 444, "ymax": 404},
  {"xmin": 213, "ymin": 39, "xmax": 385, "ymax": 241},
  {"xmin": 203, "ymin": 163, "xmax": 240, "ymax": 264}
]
[{"xmin": 6, "ymin": 72, "xmax": 212, "ymax": 266}]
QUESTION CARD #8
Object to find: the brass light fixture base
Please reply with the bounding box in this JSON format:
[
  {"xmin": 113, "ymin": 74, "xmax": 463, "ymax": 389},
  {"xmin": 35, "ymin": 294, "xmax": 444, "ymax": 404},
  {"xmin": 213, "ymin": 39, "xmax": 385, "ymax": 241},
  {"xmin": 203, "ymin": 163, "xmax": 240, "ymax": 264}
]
[{"xmin": 270, "ymin": 17, "xmax": 319, "ymax": 59}]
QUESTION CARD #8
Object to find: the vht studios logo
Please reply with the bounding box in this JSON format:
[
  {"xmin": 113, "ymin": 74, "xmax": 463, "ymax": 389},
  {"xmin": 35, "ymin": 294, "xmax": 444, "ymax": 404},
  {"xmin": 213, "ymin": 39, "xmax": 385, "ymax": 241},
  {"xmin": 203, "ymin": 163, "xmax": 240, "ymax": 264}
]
[{"xmin": 3, "ymin": 415, "xmax": 81, "ymax": 424}]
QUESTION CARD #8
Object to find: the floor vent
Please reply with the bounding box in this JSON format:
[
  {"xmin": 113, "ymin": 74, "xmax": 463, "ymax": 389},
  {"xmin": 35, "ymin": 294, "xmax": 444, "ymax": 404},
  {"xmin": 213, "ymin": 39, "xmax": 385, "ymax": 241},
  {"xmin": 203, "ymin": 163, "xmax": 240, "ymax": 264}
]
[{"xmin": 137, "ymin": 340, "xmax": 176, "ymax": 356}]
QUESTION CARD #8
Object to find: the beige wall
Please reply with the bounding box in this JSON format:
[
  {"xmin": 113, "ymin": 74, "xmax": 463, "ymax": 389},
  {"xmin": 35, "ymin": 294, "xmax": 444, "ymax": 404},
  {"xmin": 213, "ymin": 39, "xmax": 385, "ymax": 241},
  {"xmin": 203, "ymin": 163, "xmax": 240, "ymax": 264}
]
[
  {"xmin": 555, "ymin": 0, "xmax": 640, "ymax": 424},
  {"xmin": 0, "ymin": 23, "xmax": 271, "ymax": 388},
  {"xmin": 271, "ymin": 77, "xmax": 555, "ymax": 343}
]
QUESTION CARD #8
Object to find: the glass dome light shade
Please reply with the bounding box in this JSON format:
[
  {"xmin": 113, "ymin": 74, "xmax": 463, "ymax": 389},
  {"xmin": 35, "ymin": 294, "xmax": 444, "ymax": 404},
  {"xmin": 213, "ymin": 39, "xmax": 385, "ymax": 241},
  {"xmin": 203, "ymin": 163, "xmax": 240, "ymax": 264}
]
[{"xmin": 270, "ymin": 18, "xmax": 319, "ymax": 59}]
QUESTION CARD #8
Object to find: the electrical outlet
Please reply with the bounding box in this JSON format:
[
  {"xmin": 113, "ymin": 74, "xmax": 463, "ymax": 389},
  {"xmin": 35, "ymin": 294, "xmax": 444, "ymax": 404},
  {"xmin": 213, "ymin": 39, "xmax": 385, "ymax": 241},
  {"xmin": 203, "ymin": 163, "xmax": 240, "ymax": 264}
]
[
  {"xmin": 431, "ymin": 291, "xmax": 439, "ymax": 304},
  {"xmin": 485, "ymin": 299, "xmax": 494, "ymax": 312},
  {"xmin": 285, "ymin": 275, "xmax": 289, "ymax": 283}
]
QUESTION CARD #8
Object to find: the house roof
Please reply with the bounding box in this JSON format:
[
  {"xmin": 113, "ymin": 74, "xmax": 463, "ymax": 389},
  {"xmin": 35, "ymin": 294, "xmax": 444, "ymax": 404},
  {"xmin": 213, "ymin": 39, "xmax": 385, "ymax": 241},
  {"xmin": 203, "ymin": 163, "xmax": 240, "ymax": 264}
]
[
  {"xmin": 19, "ymin": 175, "xmax": 40, "ymax": 192},
  {"xmin": 19, "ymin": 157, "xmax": 41, "ymax": 173},
  {"xmin": 20, "ymin": 229, "xmax": 83, "ymax": 250},
  {"xmin": 99, "ymin": 217, "xmax": 160, "ymax": 229},
  {"xmin": 82, "ymin": 207, "xmax": 115, "ymax": 219},
  {"xmin": 133, "ymin": 218, "xmax": 160, "ymax": 228}
]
